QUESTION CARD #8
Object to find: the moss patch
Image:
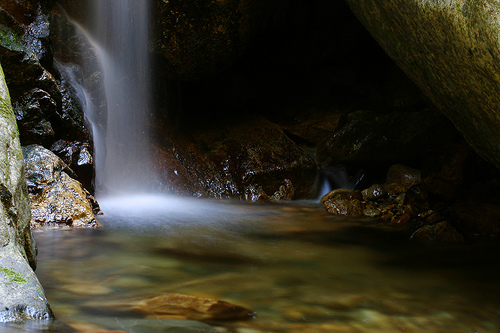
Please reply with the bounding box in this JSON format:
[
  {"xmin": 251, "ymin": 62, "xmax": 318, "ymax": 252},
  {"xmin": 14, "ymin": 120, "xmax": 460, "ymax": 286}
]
[{"xmin": 0, "ymin": 266, "xmax": 27, "ymax": 284}]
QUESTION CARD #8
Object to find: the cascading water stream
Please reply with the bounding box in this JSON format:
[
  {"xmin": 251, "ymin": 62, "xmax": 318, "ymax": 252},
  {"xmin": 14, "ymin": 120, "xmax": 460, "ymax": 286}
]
[{"xmin": 90, "ymin": 0, "xmax": 157, "ymax": 196}]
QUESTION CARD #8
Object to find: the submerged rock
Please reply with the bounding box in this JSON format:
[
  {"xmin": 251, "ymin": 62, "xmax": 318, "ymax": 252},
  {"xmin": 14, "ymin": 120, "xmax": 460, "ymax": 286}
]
[
  {"xmin": 0, "ymin": 63, "xmax": 53, "ymax": 321},
  {"xmin": 132, "ymin": 293, "xmax": 254, "ymax": 321},
  {"xmin": 22, "ymin": 145, "xmax": 99, "ymax": 228}
]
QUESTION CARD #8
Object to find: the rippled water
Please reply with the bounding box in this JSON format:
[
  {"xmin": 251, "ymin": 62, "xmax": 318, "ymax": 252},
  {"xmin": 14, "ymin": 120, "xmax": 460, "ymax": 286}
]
[{"xmin": 8, "ymin": 196, "xmax": 500, "ymax": 332}]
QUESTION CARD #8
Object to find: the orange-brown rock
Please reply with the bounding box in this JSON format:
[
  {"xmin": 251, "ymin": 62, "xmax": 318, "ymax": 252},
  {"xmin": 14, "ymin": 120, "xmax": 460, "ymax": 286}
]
[{"xmin": 132, "ymin": 293, "xmax": 254, "ymax": 321}]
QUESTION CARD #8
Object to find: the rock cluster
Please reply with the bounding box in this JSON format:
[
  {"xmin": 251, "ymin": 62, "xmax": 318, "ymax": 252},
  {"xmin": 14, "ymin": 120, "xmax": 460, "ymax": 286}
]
[
  {"xmin": 0, "ymin": 1, "xmax": 96, "ymax": 192},
  {"xmin": 322, "ymin": 150, "xmax": 500, "ymax": 242}
]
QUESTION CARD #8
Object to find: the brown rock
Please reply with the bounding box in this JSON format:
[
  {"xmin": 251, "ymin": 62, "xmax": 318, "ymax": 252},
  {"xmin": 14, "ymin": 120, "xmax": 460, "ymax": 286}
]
[
  {"xmin": 153, "ymin": 115, "xmax": 317, "ymax": 199},
  {"xmin": 410, "ymin": 221, "xmax": 464, "ymax": 242},
  {"xmin": 323, "ymin": 196, "xmax": 364, "ymax": 217},
  {"xmin": 386, "ymin": 164, "xmax": 421, "ymax": 190},
  {"xmin": 132, "ymin": 293, "xmax": 254, "ymax": 321}
]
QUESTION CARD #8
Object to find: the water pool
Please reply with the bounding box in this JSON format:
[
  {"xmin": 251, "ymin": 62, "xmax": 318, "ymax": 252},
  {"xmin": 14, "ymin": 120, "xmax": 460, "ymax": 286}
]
[{"xmin": 7, "ymin": 195, "xmax": 500, "ymax": 332}]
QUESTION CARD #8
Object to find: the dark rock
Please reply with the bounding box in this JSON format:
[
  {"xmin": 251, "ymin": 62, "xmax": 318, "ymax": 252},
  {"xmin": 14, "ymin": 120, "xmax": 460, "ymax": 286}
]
[
  {"xmin": 421, "ymin": 143, "xmax": 472, "ymax": 201},
  {"xmin": 12, "ymin": 88, "xmax": 56, "ymax": 147},
  {"xmin": 410, "ymin": 221, "xmax": 464, "ymax": 243},
  {"xmin": 152, "ymin": 0, "xmax": 289, "ymax": 80},
  {"xmin": 403, "ymin": 185, "xmax": 430, "ymax": 212},
  {"xmin": 153, "ymin": 115, "xmax": 317, "ymax": 199},
  {"xmin": 0, "ymin": 4, "xmax": 96, "ymax": 193},
  {"xmin": 345, "ymin": 0, "xmax": 500, "ymax": 169},
  {"xmin": 270, "ymin": 179, "xmax": 295, "ymax": 201},
  {"xmin": 316, "ymin": 109, "xmax": 457, "ymax": 165},
  {"xmin": 386, "ymin": 164, "xmax": 421, "ymax": 190},
  {"xmin": 362, "ymin": 183, "xmax": 387, "ymax": 201},
  {"xmin": 451, "ymin": 187, "xmax": 500, "ymax": 241}
]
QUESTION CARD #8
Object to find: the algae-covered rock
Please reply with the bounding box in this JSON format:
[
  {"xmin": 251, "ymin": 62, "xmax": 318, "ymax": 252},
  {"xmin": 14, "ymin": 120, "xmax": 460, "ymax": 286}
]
[
  {"xmin": 345, "ymin": 0, "xmax": 500, "ymax": 169},
  {"xmin": 0, "ymin": 62, "xmax": 53, "ymax": 322}
]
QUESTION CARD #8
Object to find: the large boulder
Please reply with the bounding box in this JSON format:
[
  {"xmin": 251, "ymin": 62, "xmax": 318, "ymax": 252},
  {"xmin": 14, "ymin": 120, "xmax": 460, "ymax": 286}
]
[
  {"xmin": 0, "ymin": 63, "xmax": 53, "ymax": 321},
  {"xmin": 152, "ymin": 115, "xmax": 317, "ymax": 199},
  {"xmin": 345, "ymin": 0, "xmax": 500, "ymax": 169}
]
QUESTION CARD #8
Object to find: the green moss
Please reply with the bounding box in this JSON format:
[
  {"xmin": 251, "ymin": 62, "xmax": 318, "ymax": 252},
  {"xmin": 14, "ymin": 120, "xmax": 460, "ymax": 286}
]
[
  {"xmin": 0, "ymin": 26, "xmax": 24, "ymax": 51},
  {"xmin": 0, "ymin": 266, "xmax": 27, "ymax": 284}
]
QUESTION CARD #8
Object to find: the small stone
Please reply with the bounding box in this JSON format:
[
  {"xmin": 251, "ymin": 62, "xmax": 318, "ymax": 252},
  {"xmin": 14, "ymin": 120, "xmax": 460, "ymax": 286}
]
[
  {"xmin": 363, "ymin": 184, "xmax": 387, "ymax": 201},
  {"xmin": 363, "ymin": 208, "xmax": 382, "ymax": 218}
]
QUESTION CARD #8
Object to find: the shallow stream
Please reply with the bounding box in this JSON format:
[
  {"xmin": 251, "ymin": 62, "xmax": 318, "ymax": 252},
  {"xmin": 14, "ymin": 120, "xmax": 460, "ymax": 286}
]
[{"xmin": 10, "ymin": 196, "xmax": 500, "ymax": 332}]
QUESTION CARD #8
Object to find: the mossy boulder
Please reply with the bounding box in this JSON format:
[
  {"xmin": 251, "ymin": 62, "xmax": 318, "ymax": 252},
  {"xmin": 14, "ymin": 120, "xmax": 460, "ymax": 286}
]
[
  {"xmin": 345, "ymin": 0, "xmax": 500, "ymax": 169},
  {"xmin": 0, "ymin": 62, "xmax": 53, "ymax": 322}
]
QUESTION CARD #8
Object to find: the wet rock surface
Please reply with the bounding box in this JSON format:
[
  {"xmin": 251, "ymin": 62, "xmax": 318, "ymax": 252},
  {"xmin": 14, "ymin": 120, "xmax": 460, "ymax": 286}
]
[
  {"xmin": 0, "ymin": 3, "xmax": 96, "ymax": 193},
  {"xmin": 22, "ymin": 145, "xmax": 99, "ymax": 228},
  {"xmin": 322, "ymin": 146, "xmax": 500, "ymax": 243},
  {"xmin": 153, "ymin": 115, "xmax": 317, "ymax": 200}
]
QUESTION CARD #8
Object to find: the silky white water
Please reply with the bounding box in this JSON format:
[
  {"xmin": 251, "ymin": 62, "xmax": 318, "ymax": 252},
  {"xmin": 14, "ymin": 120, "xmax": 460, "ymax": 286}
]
[{"xmin": 90, "ymin": 0, "xmax": 157, "ymax": 196}]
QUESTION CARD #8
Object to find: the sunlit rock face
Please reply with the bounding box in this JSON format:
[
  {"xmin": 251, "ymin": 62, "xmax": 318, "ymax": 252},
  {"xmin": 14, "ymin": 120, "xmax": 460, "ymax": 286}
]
[
  {"xmin": 0, "ymin": 63, "xmax": 54, "ymax": 322},
  {"xmin": 22, "ymin": 145, "xmax": 99, "ymax": 228},
  {"xmin": 345, "ymin": 0, "xmax": 500, "ymax": 169}
]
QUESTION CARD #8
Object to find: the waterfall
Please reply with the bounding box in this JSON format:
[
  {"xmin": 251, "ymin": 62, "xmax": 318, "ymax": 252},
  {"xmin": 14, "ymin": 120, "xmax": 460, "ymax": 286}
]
[{"xmin": 90, "ymin": 0, "xmax": 157, "ymax": 196}]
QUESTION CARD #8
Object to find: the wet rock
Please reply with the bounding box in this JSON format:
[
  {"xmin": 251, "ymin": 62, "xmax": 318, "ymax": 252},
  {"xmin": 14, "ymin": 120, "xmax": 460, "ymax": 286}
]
[
  {"xmin": 345, "ymin": 0, "xmax": 500, "ymax": 169},
  {"xmin": 243, "ymin": 185, "xmax": 268, "ymax": 202},
  {"xmin": 131, "ymin": 293, "xmax": 254, "ymax": 322},
  {"xmin": 22, "ymin": 145, "xmax": 98, "ymax": 228},
  {"xmin": 13, "ymin": 88, "xmax": 56, "ymax": 147},
  {"xmin": 0, "ymin": 5, "xmax": 96, "ymax": 192},
  {"xmin": 316, "ymin": 109, "xmax": 457, "ymax": 165},
  {"xmin": 0, "ymin": 64, "xmax": 54, "ymax": 321},
  {"xmin": 50, "ymin": 139, "xmax": 94, "ymax": 194},
  {"xmin": 410, "ymin": 221, "xmax": 464, "ymax": 243},
  {"xmin": 386, "ymin": 164, "xmax": 421, "ymax": 190},
  {"xmin": 403, "ymin": 185, "xmax": 430, "ymax": 212},
  {"xmin": 362, "ymin": 184, "xmax": 387, "ymax": 201},
  {"xmin": 421, "ymin": 144, "xmax": 472, "ymax": 201},
  {"xmin": 154, "ymin": 115, "xmax": 317, "ymax": 199},
  {"xmin": 322, "ymin": 190, "xmax": 364, "ymax": 217},
  {"xmin": 270, "ymin": 179, "xmax": 295, "ymax": 201}
]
